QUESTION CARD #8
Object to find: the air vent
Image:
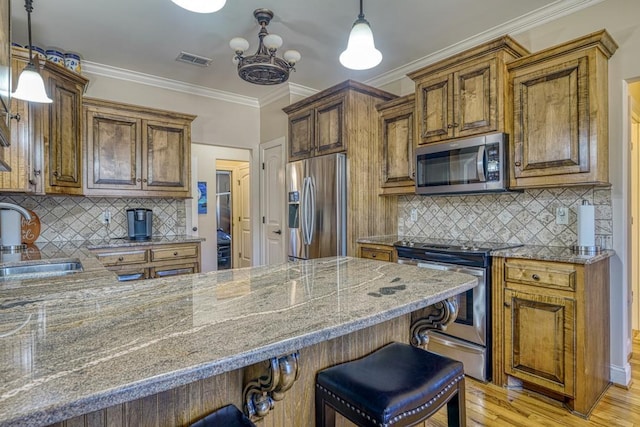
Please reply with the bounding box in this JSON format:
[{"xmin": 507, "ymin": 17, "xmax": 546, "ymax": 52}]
[{"xmin": 176, "ymin": 51, "xmax": 213, "ymax": 67}]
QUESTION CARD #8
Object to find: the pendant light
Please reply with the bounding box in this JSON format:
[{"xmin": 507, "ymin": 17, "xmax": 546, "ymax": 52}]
[
  {"xmin": 11, "ymin": 0, "xmax": 52, "ymax": 103},
  {"xmin": 339, "ymin": 0, "xmax": 382, "ymax": 70},
  {"xmin": 170, "ymin": 0, "xmax": 226, "ymax": 13}
]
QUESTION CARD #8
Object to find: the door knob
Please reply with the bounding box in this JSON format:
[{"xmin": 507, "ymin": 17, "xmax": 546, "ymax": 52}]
[{"xmin": 273, "ymin": 229, "xmax": 282, "ymax": 235}]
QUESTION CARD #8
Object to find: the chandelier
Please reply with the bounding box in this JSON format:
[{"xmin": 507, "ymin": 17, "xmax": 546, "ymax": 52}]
[{"xmin": 229, "ymin": 9, "xmax": 301, "ymax": 85}]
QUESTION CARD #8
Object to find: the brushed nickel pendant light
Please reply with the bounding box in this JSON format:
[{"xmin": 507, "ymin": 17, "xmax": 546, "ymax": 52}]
[{"xmin": 12, "ymin": 0, "xmax": 52, "ymax": 103}]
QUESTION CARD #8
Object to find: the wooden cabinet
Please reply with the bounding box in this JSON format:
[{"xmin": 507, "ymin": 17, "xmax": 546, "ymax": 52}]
[
  {"xmin": 0, "ymin": 0, "xmax": 10, "ymax": 153},
  {"xmin": 284, "ymin": 81, "xmax": 398, "ymax": 256},
  {"xmin": 92, "ymin": 242, "xmax": 201, "ymax": 282},
  {"xmin": 507, "ymin": 30, "xmax": 617, "ymax": 189},
  {"xmin": 285, "ymin": 93, "xmax": 345, "ymax": 161},
  {"xmin": 0, "ymin": 47, "xmax": 87, "ymax": 195},
  {"xmin": 493, "ymin": 256, "xmax": 610, "ymax": 417},
  {"xmin": 357, "ymin": 243, "xmax": 397, "ymax": 263},
  {"xmin": 377, "ymin": 94, "xmax": 415, "ymax": 196},
  {"xmin": 409, "ymin": 37, "xmax": 528, "ymax": 145},
  {"xmin": 83, "ymin": 98, "xmax": 195, "ymax": 198}
]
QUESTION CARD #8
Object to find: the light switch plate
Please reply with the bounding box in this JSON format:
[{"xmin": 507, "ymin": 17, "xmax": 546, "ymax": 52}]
[{"xmin": 556, "ymin": 207, "xmax": 568, "ymax": 225}]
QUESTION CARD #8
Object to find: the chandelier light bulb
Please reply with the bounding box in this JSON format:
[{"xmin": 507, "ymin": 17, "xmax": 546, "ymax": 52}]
[
  {"xmin": 263, "ymin": 34, "xmax": 283, "ymax": 51},
  {"xmin": 284, "ymin": 50, "xmax": 301, "ymax": 65},
  {"xmin": 339, "ymin": 1, "xmax": 382, "ymax": 70},
  {"xmin": 229, "ymin": 37, "xmax": 250, "ymax": 54},
  {"xmin": 170, "ymin": 0, "xmax": 226, "ymax": 13}
]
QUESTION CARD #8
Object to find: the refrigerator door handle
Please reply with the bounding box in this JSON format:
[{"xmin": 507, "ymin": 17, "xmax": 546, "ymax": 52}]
[
  {"xmin": 302, "ymin": 177, "xmax": 312, "ymax": 245},
  {"xmin": 308, "ymin": 177, "xmax": 316, "ymax": 244}
]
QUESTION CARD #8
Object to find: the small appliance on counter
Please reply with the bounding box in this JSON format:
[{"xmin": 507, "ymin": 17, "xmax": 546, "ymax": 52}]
[{"xmin": 127, "ymin": 208, "xmax": 152, "ymax": 241}]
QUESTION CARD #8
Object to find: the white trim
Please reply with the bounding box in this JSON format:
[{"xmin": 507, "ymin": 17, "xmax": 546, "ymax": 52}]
[
  {"xmin": 259, "ymin": 82, "xmax": 319, "ymax": 108},
  {"xmin": 83, "ymin": 61, "xmax": 260, "ymax": 108},
  {"xmin": 610, "ymin": 362, "xmax": 632, "ymax": 387},
  {"xmin": 365, "ymin": 0, "xmax": 605, "ymax": 89}
]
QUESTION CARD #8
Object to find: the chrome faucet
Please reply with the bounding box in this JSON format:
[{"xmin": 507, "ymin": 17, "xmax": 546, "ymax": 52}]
[
  {"xmin": 0, "ymin": 202, "xmax": 32, "ymax": 249},
  {"xmin": 0, "ymin": 202, "xmax": 32, "ymax": 221}
]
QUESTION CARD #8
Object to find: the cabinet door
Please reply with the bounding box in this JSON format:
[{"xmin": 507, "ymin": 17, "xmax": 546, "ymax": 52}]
[
  {"xmin": 416, "ymin": 73, "xmax": 453, "ymax": 144},
  {"xmin": 380, "ymin": 102, "xmax": 414, "ymax": 193},
  {"xmin": 315, "ymin": 96, "xmax": 345, "ymax": 155},
  {"xmin": 46, "ymin": 73, "xmax": 83, "ymax": 192},
  {"xmin": 0, "ymin": 97, "xmax": 36, "ymax": 192},
  {"xmin": 288, "ymin": 109, "xmax": 314, "ymax": 161},
  {"xmin": 454, "ymin": 59, "xmax": 497, "ymax": 138},
  {"xmin": 86, "ymin": 110, "xmax": 142, "ymax": 190},
  {"xmin": 512, "ymin": 57, "xmax": 589, "ymax": 181},
  {"xmin": 143, "ymin": 120, "xmax": 189, "ymax": 193},
  {"xmin": 504, "ymin": 288, "xmax": 575, "ymax": 397}
]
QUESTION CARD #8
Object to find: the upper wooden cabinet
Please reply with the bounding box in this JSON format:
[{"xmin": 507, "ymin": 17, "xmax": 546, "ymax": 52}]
[
  {"xmin": 508, "ymin": 30, "xmax": 618, "ymax": 189},
  {"xmin": 409, "ymin": 37, "xmax": 529, "ymax": 145},
  {"xmin": 376, "ymin": 94, "xmax": 415, "ymax": 195},
  {"xmin": 83, "ymin": 98, "xmax": 196, "ymax": 198},
  {"xmin": 0, "ymin": 0, "xmax": 10, "ymax": 153},
  {"xmin": 282, "ymin": 81, "xmax": 383, "ymax": 162},
  {"xmin": 0, "ymin": 47, "xmax": 87, "ymax": 195}
]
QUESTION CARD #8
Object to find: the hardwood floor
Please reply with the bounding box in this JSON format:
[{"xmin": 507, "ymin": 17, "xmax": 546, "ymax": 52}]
[{"xmin": 426, "ymin": 337, "xmax": 640, "ymax": 426}]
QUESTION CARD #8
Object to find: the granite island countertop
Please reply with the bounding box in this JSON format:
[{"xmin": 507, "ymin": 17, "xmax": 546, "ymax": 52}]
[{"xmin": 0, "ymin": 256, "xmax": 477, "ymax": 427}]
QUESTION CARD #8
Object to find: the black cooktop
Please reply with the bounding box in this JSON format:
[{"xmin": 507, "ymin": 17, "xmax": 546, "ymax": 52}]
[{"xmin": 394, "ymin": 238, "xmax": 522, "ymax": 255}]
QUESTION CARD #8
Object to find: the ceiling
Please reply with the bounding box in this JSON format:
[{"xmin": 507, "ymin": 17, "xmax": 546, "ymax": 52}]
[{"xmin": 9, "ymin": 0, "xmax": 593, "ymax": 101}]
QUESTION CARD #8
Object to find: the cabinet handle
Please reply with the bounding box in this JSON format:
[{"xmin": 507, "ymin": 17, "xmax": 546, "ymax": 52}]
[
  {"xmin": 136, "ymin": 178, "xmax": 142, "ymax": 182},
  {"xmin": 192, "ymin": 227, "xmax": 198, "ymax": 232},
  {"xmin": 532, "ymin": 274, "xmax": 540, "ymax": 281},
  {"xmin": 453, "ymin": 123, "xmax": 459, "ymax": 127},
  {"xmin": 53, "ymin": 170, "xmax": 59, "ymax": 177},
  {"xmin": 371, "ymin": 253, "xmax": 377, "ymax": 258},
  {"xmin": 143, "ymin": 179, "xmax": 148, "ymax": 183},
  {"xmin": 515, "ymin": 161, "xmax": 521, "ymax": 167},
  {"xmin": 173, "ymin": 251, "xmax": 179, "ymax": 256},
  {"xmin": 447, "ymin": 124, "xmax": 453, "ymax": 129},
  {"xmin": 504, "ymin": 302, "xmax": 511, "ymax": 308},
  {"xmin": 118, "ymin": 256, "xmax": 124, "ymax": 262},
  {"xmin": 33, "ymin": 169, "xmax": 41, "ymax": 176}
]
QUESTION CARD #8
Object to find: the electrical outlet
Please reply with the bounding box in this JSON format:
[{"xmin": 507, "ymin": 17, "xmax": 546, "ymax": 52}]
[
  {"xmin": 410, "ymin": 209, "xmax": 418, "ymax": 222},
  {"xmin": 102, "ymin": 210, "xmax": 111, "ymax": 224},
  {"xmin": 556, "ymin": 207, "xmax": 568, "ymax": 225}
]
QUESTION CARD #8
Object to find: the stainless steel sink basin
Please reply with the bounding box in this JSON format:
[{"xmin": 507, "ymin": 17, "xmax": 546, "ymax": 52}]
[{"xmin": 0, "ymin": 260, "xmax": 84, "ymax": 279}]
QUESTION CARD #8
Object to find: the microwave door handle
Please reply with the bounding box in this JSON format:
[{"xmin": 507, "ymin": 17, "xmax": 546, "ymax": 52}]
[{"xmin": 476, "ymin": 145, "xmax": 486, "ymax": 182}]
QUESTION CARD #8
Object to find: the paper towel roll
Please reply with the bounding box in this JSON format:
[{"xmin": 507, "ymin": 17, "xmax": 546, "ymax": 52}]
[{"xmin": 577, "ymin": 203, "xmax": 596, "ymax": 247}]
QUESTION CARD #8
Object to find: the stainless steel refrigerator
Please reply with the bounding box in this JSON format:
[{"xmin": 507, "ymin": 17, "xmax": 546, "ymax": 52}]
[{"xmin": 287, "ymin": 153, "xmax": 347, "ymax": 260}]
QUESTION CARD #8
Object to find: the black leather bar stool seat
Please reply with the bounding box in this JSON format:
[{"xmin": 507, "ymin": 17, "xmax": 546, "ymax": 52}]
[
  {"xmin": 316, "ymin": 342, "xmax": 466, "ymax": 427},
  {"xmin": 190, "ymin": 404, "xmax": 256, "ymax": 427}
]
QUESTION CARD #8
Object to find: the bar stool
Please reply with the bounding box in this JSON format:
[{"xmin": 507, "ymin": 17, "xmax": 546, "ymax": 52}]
[
  {"xmin": 190, "ymin": 404, "xmax": 256, "ymax": 427},
  {"xmin": 315, "ymin": 342, "xmax": 466, "ymax": 427}
]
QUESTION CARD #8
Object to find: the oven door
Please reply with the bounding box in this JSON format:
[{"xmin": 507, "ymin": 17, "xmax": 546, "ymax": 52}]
[{"xmin": 402, "ymin": 259, "xmax": 487, "ymax": 346}]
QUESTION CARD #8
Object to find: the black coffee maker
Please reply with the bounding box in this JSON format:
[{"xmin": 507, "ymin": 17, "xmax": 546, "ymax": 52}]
[{"xmin": 127, "ymin": 208, "xmax": 153, "ymax": 240}]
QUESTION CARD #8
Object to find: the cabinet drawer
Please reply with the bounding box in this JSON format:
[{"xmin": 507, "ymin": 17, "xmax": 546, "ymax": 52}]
[
  {"xmin": 110, "ymin": 267, "xmax": 149, "ymax": 282},
  {"xmin": 151, "ymin": 245, "xmax": 198, "ymax": 261},
  {"xmin": 95, "ymin": 250, "xmax": 147, "ymax": 266},
  {"xmin": 151, "ymin": 263, "xmax": 198, "ymax": 278},
  {"xmin": 505, "ymin": 260, "xmax": 576, "ymax": 291},
  {"xmin": 360, "ymin": 247, "xmax": 392, "ymax": 262}
]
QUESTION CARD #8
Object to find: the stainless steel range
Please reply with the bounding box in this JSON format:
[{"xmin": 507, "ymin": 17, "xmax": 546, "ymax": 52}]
[{"xmin": 394, "ymin": 238, "xmax": 522, "ymax": 382}]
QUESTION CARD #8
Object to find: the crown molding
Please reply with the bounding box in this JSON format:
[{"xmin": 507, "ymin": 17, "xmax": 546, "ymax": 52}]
[
  {"xmin": 258, "ymin": 82, "xmax": 319, "ymax": 107},
  {"xmin": 82, "ymin": 61, "xmax": 260, "ymax": 108},
  {"xmin": 365, "ymin": 0, "xmax": 605, "ymax": 89}
]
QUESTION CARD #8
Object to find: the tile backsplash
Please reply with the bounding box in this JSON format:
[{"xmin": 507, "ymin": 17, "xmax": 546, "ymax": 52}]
[
  {"xmin": 398, "ymin": 187, "xmax": 613, "ymax": 248},
  {"xmin": 0, "ymin": 195, "xmax": 186, "ymax": 243}
]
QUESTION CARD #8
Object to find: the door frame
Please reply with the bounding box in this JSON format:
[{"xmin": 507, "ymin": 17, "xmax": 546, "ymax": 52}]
[{"xmin": 260, "ymin": 137, "xmax": 286, "ymax": 265}]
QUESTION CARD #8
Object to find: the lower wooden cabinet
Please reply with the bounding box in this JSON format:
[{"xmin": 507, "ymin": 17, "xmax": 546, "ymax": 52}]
[
  {"xmin": 357, "ymin": 243, "xmax": 397, "ymax": 263},
  {"xmin": 91, "ymin": 242, "xmax": 201, "ymax": 282},
  {"xmin": 493, "ymin": 256, "xmax": 610, "ymax": 417}
]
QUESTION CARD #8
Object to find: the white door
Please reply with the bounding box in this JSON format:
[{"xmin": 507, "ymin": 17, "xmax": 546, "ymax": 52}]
[
  {"xmin": 261, "ymin": 139, "xmax": 286, "ymax": 265},
  {"xmin": 234, "ymin": 164, "xmax": 252, "ymax": 268},
  {"xmin": 187, "ymin": 156, "xmax": 199, "ymax": 237}
]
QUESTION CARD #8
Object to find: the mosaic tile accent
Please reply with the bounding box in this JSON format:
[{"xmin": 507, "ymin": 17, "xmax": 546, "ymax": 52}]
[
  {"xmin": 0, "ymin": 195, "xmax": 186, "ymax": 243},
  {"xmin": 398, "ymin": 187, "xmax": 613, "ymax": 249}
]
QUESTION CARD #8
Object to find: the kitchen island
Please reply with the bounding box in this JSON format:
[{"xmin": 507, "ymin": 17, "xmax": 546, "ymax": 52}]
[{"xmin": 0, "ymin": 256, "xmax": 477, "ymax": 427}]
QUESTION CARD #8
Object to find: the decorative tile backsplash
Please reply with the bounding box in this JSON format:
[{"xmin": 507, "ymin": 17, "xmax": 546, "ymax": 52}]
[
  {"xmin": 398, "ymin": 187, "xmax": 613, "ymax": 248},
  {"xmin": 0, "ymin": 195, "xmax": 186, "ymax": 243}
]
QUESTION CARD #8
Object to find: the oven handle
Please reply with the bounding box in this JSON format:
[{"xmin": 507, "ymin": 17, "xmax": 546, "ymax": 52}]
[
  {"xmin": 398, "ymin": 257, "xmax": 485, "ymax": 278},
  {"xmin": 405, "ymin": 250, "xmax": 487, "ymax": 268}
]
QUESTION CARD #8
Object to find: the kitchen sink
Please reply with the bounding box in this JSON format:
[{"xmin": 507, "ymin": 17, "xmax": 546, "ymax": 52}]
[{"xmin": 0, "ymin": 260, "xmax": 84, "ymax": 279}]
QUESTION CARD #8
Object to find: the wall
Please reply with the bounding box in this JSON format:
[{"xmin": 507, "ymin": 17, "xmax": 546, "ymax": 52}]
[
  {"xmin": 1, "ymin": 194, "xmax": 184, "ymax": 242},
  {"xmin": 399, "ymin": 187, "xmax": 612, "ymax": 248}
]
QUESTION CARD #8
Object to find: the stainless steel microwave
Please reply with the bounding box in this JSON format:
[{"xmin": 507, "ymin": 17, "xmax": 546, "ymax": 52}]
[{"xmin": 415, "ymin": 133, "xmax": 508, "ymax": 195}]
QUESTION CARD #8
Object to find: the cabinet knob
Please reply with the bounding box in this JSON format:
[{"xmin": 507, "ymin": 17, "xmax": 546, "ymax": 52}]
[
  {"xmin": 118, "ymin": 256, "xmax": 124, "ymax": 262},
  {"xmin": 515, "ymin": 161, "xmax": 521, "ymax": 167},
  {"xmin": 371, "ymin": 253, "xmax": 377, "ymax": 258},
  {"xmin": 173, "ymin": 251, "xmax": 178, "ymax": 256},
  {"xmin": 136, "ymin": 178, "xmax": 142, "ymax": 182},
  {"xmin": 143, "ymin": 179, "xmax": 148, "ymax": 183},
  {"xmin": 532, "ymin": 274, "xmax": 540, "ymax": 281},
  {"xmin": 504, "ymin": 302, "xmax": 511, "ymax": 308},
  {"xmin": 53, "ymin": 170, "xmax": 59, "ymax": 177},
  {"xmin": 33, "ymin": 169, "xmax": 41, "ymax": 176},
  {"xmin": 192, "ymin": 227, "xmax": 198, "ymax": 232},
  {"xmin": 453, "ymin": 123, "xmax": 459, "ymax": 128},
  {"xmin": 447, "ymin": 124, "xmax": 453, "ymax": 129}
]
